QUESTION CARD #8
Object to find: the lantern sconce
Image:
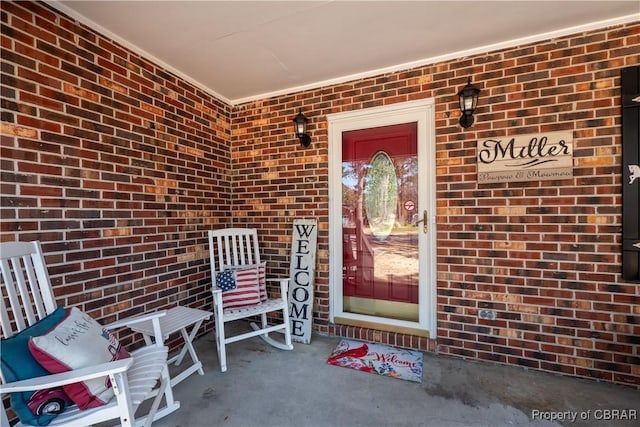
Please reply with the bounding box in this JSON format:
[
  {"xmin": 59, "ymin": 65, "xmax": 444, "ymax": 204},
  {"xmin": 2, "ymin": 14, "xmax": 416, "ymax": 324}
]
[
  {"xmin": 292, "ymin": 110, "xmax": 311, "ymax": 148},
  {"xmin": 457, "ymin": 78, "xmax": 481, "ymax": 129}
]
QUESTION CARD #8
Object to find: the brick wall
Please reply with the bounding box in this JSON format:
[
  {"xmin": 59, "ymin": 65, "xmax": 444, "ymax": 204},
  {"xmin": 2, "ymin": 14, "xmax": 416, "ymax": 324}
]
[
  {"xmin": 1, "ymin": 0, "xmax": 639, "ymax": 388},
  {"xmin": 231, "ymin": 23, "xmax": 640, "ymax": 387},
  {"xmin": 1, "ymin": 0, "xmax": 230, "ymax": 348}
]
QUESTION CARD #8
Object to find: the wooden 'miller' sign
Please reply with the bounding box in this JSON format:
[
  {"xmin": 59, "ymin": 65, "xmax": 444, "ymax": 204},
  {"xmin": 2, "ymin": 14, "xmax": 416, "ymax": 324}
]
[
  {"xmin": 288, "ymin": 218, "xmax": 318, "ymax": 344},
  {"xmin": 477, "ymin": 131, "xmax": 573, "ymax": 183}
]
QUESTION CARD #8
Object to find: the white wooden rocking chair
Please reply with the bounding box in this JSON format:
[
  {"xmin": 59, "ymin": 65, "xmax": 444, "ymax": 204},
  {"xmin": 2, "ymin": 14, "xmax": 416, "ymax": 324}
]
[
  {"xmin": 208, "ymin": 228, "xmax": 293, "ymax": 372},
  {"xmin": 0, "ymin": 241, "xmax": 180, "ymax": 426}
]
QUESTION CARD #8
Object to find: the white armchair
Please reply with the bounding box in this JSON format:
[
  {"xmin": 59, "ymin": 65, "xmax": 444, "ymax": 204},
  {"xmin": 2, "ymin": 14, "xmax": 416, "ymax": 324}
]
[{"xmin": 0, "ymin": 241, "xmax": 180, "ymax": 426}]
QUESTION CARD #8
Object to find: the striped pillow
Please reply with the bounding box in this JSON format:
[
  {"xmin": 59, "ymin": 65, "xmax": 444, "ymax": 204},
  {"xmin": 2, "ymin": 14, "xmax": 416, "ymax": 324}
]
[
  {"xmin": 257, "ymin": 261, "xmax": 267, "ymax": 301},
  {"xmin": 222, "ymin": 262, "xmax": 267, "ymax": 302},
  {"xmin": 221, "ymin": 265, "xmax": 261, "ymax": 309}
]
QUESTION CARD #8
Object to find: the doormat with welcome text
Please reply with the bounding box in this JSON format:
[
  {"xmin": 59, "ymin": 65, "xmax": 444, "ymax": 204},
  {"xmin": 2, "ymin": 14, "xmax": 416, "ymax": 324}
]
[{"xmin": 326, "ymin": 339, "xmax": 423, "ymax": 383}]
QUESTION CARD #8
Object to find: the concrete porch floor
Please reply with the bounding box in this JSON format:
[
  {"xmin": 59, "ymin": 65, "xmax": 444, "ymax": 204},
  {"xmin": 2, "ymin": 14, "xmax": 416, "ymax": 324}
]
[{"xmin": 150, "ymin": 323, "xmax": 638, "ymax": 427}]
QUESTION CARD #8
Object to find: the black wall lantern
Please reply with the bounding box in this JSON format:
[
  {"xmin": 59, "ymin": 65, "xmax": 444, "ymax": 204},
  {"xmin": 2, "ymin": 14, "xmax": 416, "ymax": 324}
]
[
  {"xmin": 292, "ymin": 111, "xmax": 311, "ymax": 147},
  {"xmin": 457, "ymin": 78, "xmax": 481, "ymax": 128}
]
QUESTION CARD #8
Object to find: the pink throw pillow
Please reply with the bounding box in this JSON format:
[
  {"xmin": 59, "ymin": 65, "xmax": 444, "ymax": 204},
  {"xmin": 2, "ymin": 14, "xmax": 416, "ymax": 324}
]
[{"xmin": 28, "ymin": 307, "xmax": 130, "ymax": 409}]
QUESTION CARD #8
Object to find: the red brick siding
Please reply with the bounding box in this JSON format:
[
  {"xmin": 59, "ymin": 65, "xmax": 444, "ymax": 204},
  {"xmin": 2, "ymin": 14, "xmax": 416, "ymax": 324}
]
[
  {"xmin": 231, "ymin": 24, "xmax": 640, "ymax": 387},
  {"xmin": 1, "ymin": 0, "xmax": 639, "ymax": 388},
  {"xmin": 1, "ymin": 0, "xmax": 231, "ymax": 348}
]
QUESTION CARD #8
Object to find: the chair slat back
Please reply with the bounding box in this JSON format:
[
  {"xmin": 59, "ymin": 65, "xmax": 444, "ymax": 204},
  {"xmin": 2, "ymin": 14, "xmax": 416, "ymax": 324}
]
[
  {"xmin": 208, "ymin": 228, "xmax": 261, "ymax": 277},
  {"xmin": 0, "ymin": 241, "xmax": 57, "ymax": 339}
]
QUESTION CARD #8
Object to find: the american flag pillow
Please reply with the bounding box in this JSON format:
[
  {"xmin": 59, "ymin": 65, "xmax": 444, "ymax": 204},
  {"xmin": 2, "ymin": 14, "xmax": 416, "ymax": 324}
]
[
  {"xmin": 216, "ymin": 269, "xmax": 236, "ymax": 291},
  {"xmin": 221, "ymin": 265, "xmax": 261, "ymax": 309},
  {"xmin": 257, "ymin": 261, "xmax": 267, "ymax": 301}
]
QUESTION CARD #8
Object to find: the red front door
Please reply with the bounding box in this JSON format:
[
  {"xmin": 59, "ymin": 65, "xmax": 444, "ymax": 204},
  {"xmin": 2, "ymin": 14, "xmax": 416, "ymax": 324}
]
[{"xmin": 341, "ymin": 122, "xmax": 419, "ymax": 321}]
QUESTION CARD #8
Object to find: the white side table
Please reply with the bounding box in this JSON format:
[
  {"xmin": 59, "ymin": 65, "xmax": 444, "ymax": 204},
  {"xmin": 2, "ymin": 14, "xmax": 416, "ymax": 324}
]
[{"xmin": 130, "ymin": 306, "xmax": 211, "ymax": 387}]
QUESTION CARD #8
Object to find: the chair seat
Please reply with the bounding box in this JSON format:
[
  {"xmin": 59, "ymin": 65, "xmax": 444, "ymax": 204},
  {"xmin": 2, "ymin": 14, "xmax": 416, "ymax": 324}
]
[
  {"xmin": 127, "ymin": 345, "xmax": 169, "ymax": 405},
  {"xmin": 18, "ymin": 346, "xmax": 169, "ymax": 427},
  {"xmin": 223, "ymin": 298, "xmax": 286, "ymax": 321}
]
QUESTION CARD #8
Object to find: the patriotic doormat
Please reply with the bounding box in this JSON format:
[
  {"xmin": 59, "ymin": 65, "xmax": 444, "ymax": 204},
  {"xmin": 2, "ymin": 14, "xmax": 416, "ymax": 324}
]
[{"xmin": 326, "ymin": 339, "xmax": 423, "ymax": 383}]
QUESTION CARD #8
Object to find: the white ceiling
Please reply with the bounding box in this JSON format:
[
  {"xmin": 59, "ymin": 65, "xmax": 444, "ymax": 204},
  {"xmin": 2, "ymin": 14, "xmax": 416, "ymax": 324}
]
[{"xmin": 51, "ymin": 1, "xmax": 639, "ymax": 105}]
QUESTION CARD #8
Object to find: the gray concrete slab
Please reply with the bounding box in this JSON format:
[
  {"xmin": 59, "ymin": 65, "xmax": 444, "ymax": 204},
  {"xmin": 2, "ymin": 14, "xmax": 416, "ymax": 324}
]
[{"xmin": 150, "ymin": 323, "xmax": 638, "ymax": 427}]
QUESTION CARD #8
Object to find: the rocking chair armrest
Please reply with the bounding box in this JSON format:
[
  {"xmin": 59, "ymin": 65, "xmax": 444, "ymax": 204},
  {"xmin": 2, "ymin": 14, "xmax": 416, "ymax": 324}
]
[
  {"xmin": 212, "ymin": 288, "xmax": 222, "ymax": 306},
  {"xmin": 266, "ymin": 277, "xmax": 290, "ymax": 294},
  {"xmin": 0, "ymin": 358, "xmax": 133, "ymax": 394}
]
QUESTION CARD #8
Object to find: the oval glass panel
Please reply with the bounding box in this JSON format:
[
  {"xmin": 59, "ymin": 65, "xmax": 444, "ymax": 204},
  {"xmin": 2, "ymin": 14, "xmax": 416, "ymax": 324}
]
[{"xmin": 364, "ymin": 151, "xmax": 398, "ymax": 241}]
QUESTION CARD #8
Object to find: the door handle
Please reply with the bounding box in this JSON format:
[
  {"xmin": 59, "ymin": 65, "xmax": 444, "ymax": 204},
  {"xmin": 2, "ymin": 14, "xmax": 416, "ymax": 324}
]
[{"xmin": 414, "ymin": 210, "xmax": 428, "ymax": 234}]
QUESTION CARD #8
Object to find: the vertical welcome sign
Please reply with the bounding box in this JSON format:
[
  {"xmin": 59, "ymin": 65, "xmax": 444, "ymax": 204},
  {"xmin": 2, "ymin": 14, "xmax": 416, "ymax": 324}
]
[{"xmin": 288, "ymin": 218, "xmax": 317, "ymax": 344}]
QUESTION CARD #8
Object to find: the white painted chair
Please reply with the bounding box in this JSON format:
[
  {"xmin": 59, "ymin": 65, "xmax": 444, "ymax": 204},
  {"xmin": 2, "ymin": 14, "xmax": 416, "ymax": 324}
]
[
  {"xmin": 208, "ymin": 228, "xmax": 293, "ymax": 372},
  {"xmin": 0, "ymin": 241, "xmax": 180, "ymax": 427}
]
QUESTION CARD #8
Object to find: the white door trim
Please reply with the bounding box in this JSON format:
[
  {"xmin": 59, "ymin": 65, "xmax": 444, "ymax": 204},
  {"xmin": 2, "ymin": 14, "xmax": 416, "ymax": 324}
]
[{"xmin": 327, "ymin": 98, "xmax": 437, "ymax": 337}]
